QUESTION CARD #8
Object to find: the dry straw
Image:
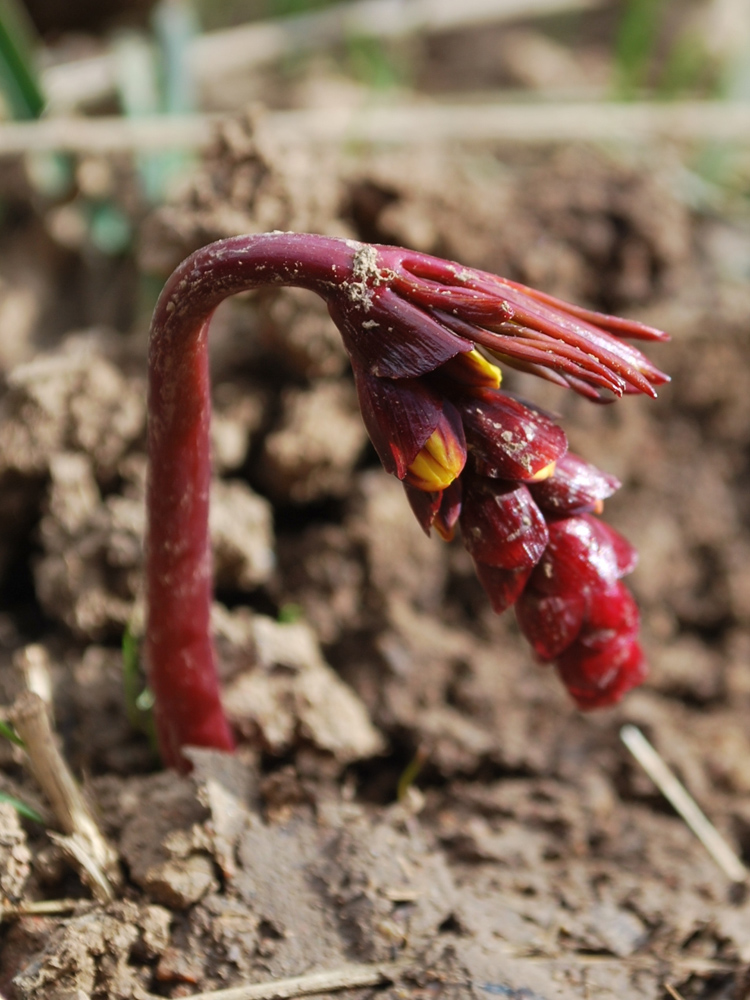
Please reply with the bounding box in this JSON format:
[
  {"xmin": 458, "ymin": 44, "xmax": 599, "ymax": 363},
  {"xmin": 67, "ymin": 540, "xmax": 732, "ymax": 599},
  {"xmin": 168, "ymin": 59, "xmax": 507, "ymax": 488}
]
[{"xmin": 620, "ymin": 724, "xmax": 747, "ymax": 885}]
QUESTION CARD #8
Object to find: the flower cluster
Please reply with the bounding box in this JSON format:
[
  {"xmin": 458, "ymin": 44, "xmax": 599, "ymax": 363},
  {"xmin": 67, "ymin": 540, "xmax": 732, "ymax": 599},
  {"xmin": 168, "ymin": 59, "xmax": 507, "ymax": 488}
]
[
  {"xmin": 333, "ymin": 244, "xmax": 667, "ymax": 708},
  {"xmin": 148, "ymin": 232, "xmax": 668, "ymax": 768}
]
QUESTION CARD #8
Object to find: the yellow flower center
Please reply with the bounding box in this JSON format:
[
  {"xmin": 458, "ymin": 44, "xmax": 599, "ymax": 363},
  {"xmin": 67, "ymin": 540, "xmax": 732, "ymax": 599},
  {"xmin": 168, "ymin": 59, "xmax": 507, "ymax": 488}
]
[{"xmin": 406, "ymin": 426, "xmax": 466, "ymax": 491}]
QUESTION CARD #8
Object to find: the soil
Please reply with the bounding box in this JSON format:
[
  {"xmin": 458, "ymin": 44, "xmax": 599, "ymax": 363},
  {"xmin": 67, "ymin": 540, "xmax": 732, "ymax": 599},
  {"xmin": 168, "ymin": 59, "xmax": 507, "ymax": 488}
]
[{"xmin": 2, "ymin": 106, "xmax": 750, "ymax": 1000}]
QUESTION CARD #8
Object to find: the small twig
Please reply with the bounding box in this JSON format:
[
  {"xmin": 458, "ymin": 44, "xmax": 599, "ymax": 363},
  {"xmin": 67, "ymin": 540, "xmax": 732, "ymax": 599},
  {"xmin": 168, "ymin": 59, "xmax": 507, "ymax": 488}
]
[
  {"xmin": 10, "ymin": 693, "xmax": 102, "ymax": 843},
  {"xmin": 13, "ymin": 645, "xmax": 54, "ymax": 713},
  {"xmin": 2, "ymin": 101, "xmax": 750, "ymax": 156},
  {"xmin": 665, "ymin": 984, "xmax": 686, "ymax": 1000},
  {"xmin": 0, "ymin": 114, "xmax": 216, "ymax": 154},
  {"xmin": 0, "ymin": 898, "xmax": 86, "ymax": 922},
  {"xmin": 620, "ymin": 724, "xmax": 748, "ymax": 884},
  {"xmin": 139, "ymin": 961, "xmax": 405, "ymax": 1000},
  {"xmin": 261, "ymin": 100, "xmax": 750, "ymax": 147},
  {"xmin": 47, "ymin": 831, "xmax": 117, "ymax": 904},
  {"xmin": 9, "ymin": 691, "xmax": 119, "ymax": 902}
]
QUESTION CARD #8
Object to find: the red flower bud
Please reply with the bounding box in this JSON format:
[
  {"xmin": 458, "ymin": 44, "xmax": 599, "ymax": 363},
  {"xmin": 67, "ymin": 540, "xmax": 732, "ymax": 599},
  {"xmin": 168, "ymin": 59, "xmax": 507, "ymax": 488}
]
[
  {"xmin": 515, "ymin": 590, "xmax": 587, "ymax": 661},
  {"xmin": 433, "ymin": 478, "xmax": 463, "ymax": 541},
  {"xmin": 404, "ymin": 402, "xmax": 467, "ymax": 491},
  {"xmin": 530, "ymin": 514, "xmax": 637, "ymax": 597},
  {"xmin": 458, "ymin": 389, "xmax": 568, "ymax": 482},
  {"xmin": 352, "ymin": 369, "xmax": 446, "ymax": 479},
  {"xmin": 473, "ymin": 562, "xmax": 532, "ymax": 615},
  {"xmin": 404, "ymin": 484, "xmax": 442, "ymax": 536},
  {"xmin": 516, "ymin": 513, "xmax": 640, "ymax": 668},
  {"xmin": 556, "ymin": 635, "xmax": 646, "ymax": 710},
  {"xmin": 460, "ymin": 478, "xmax": 548, "ymax": 570},
  {"xmin": 530, "ymin": 452, "xmax": 620, "ymax": 516},
  {"xmin": 577, "ymin": 581, "xmax": 640, "ymax": 651},
  {"xmin": 404, "ymin": 478, "xmax": 462, "ymax": 541}
]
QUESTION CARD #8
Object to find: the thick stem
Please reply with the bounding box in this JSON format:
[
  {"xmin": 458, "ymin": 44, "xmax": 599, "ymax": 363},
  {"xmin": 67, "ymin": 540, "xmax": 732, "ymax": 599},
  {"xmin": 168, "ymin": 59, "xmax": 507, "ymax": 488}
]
[{"xmin": 147, "ymin": 233, "xmax": 360, "ymax": 769}]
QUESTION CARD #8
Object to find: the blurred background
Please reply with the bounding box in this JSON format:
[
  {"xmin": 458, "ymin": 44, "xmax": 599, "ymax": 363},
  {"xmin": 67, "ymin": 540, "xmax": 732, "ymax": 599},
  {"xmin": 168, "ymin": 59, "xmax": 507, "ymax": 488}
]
[{"xmin": 0, "ymin": 0, "xmax": 744, "ymax": 339}]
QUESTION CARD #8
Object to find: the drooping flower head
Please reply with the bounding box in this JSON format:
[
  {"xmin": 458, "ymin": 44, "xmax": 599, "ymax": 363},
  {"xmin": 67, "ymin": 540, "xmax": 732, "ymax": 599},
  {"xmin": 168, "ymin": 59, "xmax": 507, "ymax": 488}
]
[
  {"xmin": 323, "ymin": 241, "xmax": 668, "ymax": 709},
  {"xmin": 148, "ymin": 233, "xmax": 668, "ymax": 768}
]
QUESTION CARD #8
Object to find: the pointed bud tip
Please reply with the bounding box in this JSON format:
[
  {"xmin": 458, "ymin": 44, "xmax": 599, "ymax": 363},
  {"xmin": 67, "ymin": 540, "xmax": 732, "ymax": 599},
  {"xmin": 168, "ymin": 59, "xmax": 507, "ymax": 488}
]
[
  {"xmin": 404, "ymin": 410, "xmax": 467, "ymax": 491},
  {"xmin": 406, "ymin": 445, "xmax": 461, "ymax": 491},
  {"xmin": 434, "ymin": 519, "xmax": 456, "ymax": 542},
  {"xmin": 440, "ymin": 348, "xmax": 503, "ymax": 389},
  {"xmin": 529, "ymin": 461, "xmax": 557, "ymax": 483}
]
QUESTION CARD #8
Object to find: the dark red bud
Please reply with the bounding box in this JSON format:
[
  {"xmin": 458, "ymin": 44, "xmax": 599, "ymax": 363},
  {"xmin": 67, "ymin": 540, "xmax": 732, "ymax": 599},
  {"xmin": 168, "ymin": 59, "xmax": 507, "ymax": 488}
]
[
  {"xmin": 515, "ymin": 590, "xmax": 587, "ymax": 661},
  {"xmin": 404, "ymin": 477, "xmax": 462, "ymax": 540},
  {"xmin": 473, "ymin": 561, "xmax": 532, "ymax": 614},
  {"xmin": 353, "ymin": 369, "xmax": 443, "ymax": 478},
  {"xmin": 433, "ymin": 478, "xmax": 463, "ymax": 541},
  {"xmin": 457, "ymin": 389, "xmax": 567, "ymax": 482},
  {"xmin": 460, "ymin": 479, "xmax": 548, "ymax": 570},
  {"xmin": 530, "ymin": 514, "xmax": 637, "ymax": 597},
  {"xmin": 576, "ymin": 581, "xmax": 639, "ymax": 652},
  {"xmin": 530, "ymin": 452, "xmax": 620, "ymax": 516},
  {"xmin": 556, "ymin": 636, "xmax": 647, "ymax": 710},
  {"xmin": 404, "ymin": 399, "xmax": 467, "ymax": 491},
  {"xmin": 404, "ymin": 483, "xmax": 441, "ymax": 536}
]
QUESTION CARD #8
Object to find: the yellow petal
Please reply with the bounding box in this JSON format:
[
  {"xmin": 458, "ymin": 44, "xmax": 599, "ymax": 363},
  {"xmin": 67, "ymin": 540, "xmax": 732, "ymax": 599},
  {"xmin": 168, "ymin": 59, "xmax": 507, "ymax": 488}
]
[
  {"xmin": 529, "ymin": 461, "xmax": 556, "ymax": 482},
  {"xmin": 406, "ymin": 425, "xmax": 466, "ymax": 491},
  {"xmin": 442, "ymin": 349, "xmax": 502, "ymax": 388}
]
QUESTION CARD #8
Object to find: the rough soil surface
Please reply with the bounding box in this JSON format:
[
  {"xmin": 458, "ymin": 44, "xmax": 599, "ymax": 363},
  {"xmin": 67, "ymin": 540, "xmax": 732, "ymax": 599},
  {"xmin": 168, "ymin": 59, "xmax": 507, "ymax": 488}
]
[{"xmin": 2, "ymin": 115, "xmax": 750, "ymax": 1000}]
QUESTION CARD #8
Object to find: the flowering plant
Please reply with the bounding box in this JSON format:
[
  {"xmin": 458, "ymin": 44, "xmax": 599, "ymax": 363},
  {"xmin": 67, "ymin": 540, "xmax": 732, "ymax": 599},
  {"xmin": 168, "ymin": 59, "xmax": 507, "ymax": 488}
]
[{"xmin": 147, "ymin": 233, "xmax": 667, "ymax": 770}]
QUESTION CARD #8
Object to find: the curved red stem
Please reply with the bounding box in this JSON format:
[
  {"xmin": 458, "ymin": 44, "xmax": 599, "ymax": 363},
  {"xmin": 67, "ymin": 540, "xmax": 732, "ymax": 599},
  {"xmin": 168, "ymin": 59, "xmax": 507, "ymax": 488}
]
[{"xmin": 146, "ymin": 233, "xmax": 359, "ymax": 769}]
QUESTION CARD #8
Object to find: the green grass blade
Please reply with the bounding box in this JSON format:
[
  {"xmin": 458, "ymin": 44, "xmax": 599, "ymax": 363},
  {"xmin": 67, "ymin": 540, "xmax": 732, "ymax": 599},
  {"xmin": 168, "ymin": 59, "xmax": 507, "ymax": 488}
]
[
  {"xmin": 122, "ymin": 622, "xmax": 159, "ymax": 752},
  {"xmin": 0, "ymin": 790, "xmax": 45, "ymax": 824},
  {"xmin": 0, "ymin": 0, "xmax": 45, "ymax": 119},
  {"xmin": 397, "ymin": 746, "xmax": 428, "ymax": 801},
  {"xmin": 0, "ymin": 718, "xmax": 24, "ymax": 748},
  {"xmin": 613, "ymin": 0, "xmax": 668, "ymax": 99}
]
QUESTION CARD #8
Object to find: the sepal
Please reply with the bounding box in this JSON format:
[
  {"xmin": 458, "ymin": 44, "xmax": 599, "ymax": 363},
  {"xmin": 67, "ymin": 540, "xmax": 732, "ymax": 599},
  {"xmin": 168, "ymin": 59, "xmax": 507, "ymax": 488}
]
[
  {"xmin": 458, "ymin": 389, "xmax": 568, "ymax": 482},
  {"xmin": 460, "ymin": 479, "xmax": 548, "ymax": 570}
]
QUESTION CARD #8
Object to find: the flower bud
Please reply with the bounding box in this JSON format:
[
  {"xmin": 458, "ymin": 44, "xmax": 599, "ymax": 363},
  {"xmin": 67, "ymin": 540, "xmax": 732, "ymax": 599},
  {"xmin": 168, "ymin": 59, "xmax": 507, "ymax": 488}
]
[
  {"xmin": 433, "ymin": 479, "xmax": 462, "ymax": 541},
  {"xmin": 404, "ymin": 472, "xmax": 463, "ymax": 540},
  {"xmin": 576, "ymin": 581, "xmax": 639, "ymax": 651},
  {"xmin": 458, "ymin": 389, "xmax": 567, "ymax": 482},
  {"xmin": 353, "ymin": 369, "xmax": 443, "ymax": 479},
  {"xmin": 556, "ymin": 635, "xmax": 646, "ymax": 710},
  {"xmin": 530, "ymin": 515, "xmax": 637, "ymax": 598},
  {"xmin": 473, "ymin": 562, "xmax": 532, "ymax": 614},
  {"xmin": 530, "ymin": 453, "xmax": 620, "ymax": 515},
  {"xmin": 515, "ymin": 590, "xmax": 587, "ymax": 661},
  {"xmin": 405, "ymin": 402, "xmax": 467, "ymax": 491},
  {"xmin": 460, "ymin": 478, "xmax": 548, "ymax": 570},
  {"xmin": 404, "ymin": 484, "xmax": 442, "ymax": 536}
]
